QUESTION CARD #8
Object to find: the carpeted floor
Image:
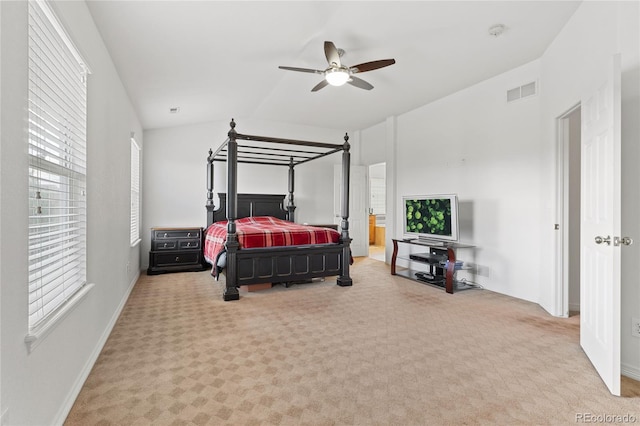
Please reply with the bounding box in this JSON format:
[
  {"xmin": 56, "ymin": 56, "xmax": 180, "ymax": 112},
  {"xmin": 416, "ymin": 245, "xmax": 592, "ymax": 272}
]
[
  {"xmin": 65, "ymin": 257, "xmax": 640, "ymax": 425},
  {"xmin": 368, "ymin": 244, "xmax": 385, "ymax": 262}
]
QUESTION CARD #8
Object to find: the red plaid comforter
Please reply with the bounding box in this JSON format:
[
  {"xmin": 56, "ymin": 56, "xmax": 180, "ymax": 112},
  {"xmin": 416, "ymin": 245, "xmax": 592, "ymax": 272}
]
[{"xmin": 204, "ymin": 216, "xmax": 341, "ymax": 273}]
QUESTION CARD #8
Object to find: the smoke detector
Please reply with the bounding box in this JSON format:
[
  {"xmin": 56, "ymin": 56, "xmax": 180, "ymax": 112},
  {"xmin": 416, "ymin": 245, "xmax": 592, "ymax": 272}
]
[{"xmin": 488, "ymin": 24, "xmax": 506, "ymax": 37}]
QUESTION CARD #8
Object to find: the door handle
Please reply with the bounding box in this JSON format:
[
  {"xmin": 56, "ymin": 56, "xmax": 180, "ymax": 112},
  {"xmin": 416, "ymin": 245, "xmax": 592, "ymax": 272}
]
[
  {"xmin": 594, "ymin": 235, "xmax": 611, "ymax": 245},
  {"xmin": 614, "ymin": 236, "xmax": 634, "ymax": 246}
]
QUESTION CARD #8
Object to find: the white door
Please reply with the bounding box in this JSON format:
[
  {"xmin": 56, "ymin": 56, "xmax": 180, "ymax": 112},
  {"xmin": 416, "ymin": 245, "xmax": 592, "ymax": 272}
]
[
  {"xmin": 580, "ymin": 54, "xmax": 621, "ymax": 396},
  {"xmin": 334, "ymin": 164, "xmax": 368, "ymax": 257}
]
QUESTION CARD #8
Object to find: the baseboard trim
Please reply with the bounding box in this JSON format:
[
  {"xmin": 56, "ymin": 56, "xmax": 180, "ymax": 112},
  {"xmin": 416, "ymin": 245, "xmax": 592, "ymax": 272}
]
[
  {"xmin": 622, "ymin": 363, "xmax": 640, "ymax": 381},
  {"xmin": 52, "ymin": 270, "xmax": 140, "ymax": 425}
]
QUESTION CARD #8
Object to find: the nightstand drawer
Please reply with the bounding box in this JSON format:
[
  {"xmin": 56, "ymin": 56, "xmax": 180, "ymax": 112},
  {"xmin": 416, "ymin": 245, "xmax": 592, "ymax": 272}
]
[
  {"xmin": 153, "ymin": 240, "xmax": 178, "ymax": 250},
  {"xmin": 153, "ymin": 251, "xmax": 201, "ymax": 267},
  {"xmin": 152, "ymin": 239, "xmax": 200, "ymax": 250},
  {"xmin": 154, "ymin": 229, "xmax": 200, "ymax": 239},
  {"xmin": 178, "ymin": 239, "xmax": 200, "ymax": 250}
]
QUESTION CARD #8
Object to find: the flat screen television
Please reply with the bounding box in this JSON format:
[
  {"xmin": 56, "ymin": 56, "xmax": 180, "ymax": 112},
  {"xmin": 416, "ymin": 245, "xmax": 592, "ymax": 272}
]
[{"xmin": 402, "ymin": 194, "xmax": 459, "ymax": 243}]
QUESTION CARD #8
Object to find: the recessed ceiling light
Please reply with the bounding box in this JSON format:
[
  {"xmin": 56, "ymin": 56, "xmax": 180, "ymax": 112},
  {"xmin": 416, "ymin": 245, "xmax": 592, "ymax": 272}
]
[{"xmin": 169, "ymin": 107, "xmax": 180, "ymax": 114}]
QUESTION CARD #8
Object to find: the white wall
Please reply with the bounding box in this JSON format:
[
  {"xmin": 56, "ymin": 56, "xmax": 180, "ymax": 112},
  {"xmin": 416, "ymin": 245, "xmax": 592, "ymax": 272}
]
[
  {"xmin": 0, "ymin": 1, "xmax": 3, "ymax": 421},
  {"xmin": 356, "ymin": 0, "xmax": 640, "ymax": 380},
  {"xmin": 539, "ymin": 0, "xmax": 640, "ymax": 379},
  {"xmin": 0, "ymin": 1, "xmax": 143, "ymax": 424},
  {"xmin": 142, "ymin": 119, "xmax": 351, "ymax": 268},
  {"xmin": 360, "ymin": 121, "xmax": 386, "ymax": 166},
  {"xmin": 358, "ymin": 66, "xmax": 546, "ymax": 279},
  {"xmin": 387, "ymin": 59, "xmax": 544, "ymax": 303}
]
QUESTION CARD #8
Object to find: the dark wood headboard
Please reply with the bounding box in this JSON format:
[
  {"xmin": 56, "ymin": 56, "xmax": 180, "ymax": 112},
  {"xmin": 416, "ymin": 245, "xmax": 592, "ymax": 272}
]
[{"xmin": 206, "ymin": 193, "xmax": 288, "ymax": 226}]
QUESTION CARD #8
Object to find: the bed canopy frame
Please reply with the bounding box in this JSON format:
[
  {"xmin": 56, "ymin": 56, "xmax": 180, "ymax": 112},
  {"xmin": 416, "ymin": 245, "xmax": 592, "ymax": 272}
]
[{"xmin": 206, "ymin": 119, "xmax": 352, "ymax": 301}]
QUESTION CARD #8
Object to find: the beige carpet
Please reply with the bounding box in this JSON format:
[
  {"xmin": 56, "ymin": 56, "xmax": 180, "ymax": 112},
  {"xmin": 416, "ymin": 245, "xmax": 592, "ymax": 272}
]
[
  {"xmin": 66, "ymin": 257, "xmax": 640, "ymax": 425},
  {"xmin": 368, "ymin": 244, "xmax": 385, "ymax": 262}
]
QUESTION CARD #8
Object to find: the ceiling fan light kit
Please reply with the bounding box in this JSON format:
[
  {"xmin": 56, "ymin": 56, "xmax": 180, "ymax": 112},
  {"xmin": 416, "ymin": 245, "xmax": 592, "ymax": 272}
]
[
  {"xmin": 279, "ymin": 41, "xmax": 396, "ymax": 92},
  {"xmin": 325, "ymin": 68, "xmax": 350, "ymax": 86}
]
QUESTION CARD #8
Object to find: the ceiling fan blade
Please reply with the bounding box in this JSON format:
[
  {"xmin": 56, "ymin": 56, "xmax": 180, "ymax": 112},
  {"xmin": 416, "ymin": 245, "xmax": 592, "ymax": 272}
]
[
  {"xmin": 324, "ymin": 41, "xmax": 341, "ymax": 67},
  {"xmin": 311, "ymin": 79, "xmax": 329, "ymax": 92},
  {"xmin": 347, "ymin": 76, "xmax": 374, "ymax": 90},
  {"xmin": 350, "ymin": 59, "xmax": 396, "ymax": 73},
  {"xmin": 279, "ymin": 66, "xmax": 324, "ymax": 74}
]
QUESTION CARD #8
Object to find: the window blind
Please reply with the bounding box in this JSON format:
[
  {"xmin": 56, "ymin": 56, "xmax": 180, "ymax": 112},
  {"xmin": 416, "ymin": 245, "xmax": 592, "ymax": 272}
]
[
  {"xmin": 28, "ymin": 0, "xmax": 88, "ymax": 328},
  {"xmin": 130, "ymin": 137, "xmax": 141, "ymax": 246}
]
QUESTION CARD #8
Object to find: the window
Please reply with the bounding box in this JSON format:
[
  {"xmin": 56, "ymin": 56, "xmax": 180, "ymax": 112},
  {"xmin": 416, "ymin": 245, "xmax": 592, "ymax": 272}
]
[
  {"xmin": 130, "ymin": 137, "xmax": 141, "ymax": 246},
  {"xmin": 27, "ymin": 0, "xmax": 89, "ymax": 331}
]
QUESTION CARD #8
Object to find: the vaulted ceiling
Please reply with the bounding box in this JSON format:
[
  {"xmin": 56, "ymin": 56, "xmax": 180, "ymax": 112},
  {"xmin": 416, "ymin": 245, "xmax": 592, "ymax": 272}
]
[{"xmin": 86, "ymin": 1, "xmax": 581, "ymax": 131}]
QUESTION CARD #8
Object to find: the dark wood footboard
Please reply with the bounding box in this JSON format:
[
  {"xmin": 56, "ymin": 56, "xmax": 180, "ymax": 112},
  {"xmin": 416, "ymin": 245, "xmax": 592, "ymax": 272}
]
[{"xmin": 221, "ymin": 243, "xmax": 346, "ymax": 301}]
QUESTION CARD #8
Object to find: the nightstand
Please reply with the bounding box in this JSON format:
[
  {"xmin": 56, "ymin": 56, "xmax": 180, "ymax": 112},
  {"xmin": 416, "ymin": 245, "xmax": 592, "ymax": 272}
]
[{"xmin": 147, "ymin": 227, "xmax": 209, "ymax": 275}]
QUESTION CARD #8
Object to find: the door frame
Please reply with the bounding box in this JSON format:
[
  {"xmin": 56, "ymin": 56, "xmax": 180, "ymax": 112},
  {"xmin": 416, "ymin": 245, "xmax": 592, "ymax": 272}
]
[
  {"xmin": 555, "ymin": 102, "xmax": 581, "ymax": 318},
  {"xmin": 334, "ymin": 164, "xmax": 368, "ymax": 257},
  {"xmin": 368, "ymin": 162, "xmax": 386, "ymax": 257}
]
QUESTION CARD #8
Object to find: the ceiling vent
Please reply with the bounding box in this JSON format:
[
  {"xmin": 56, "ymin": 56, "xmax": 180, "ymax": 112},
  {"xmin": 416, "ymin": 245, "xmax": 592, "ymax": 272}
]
[{"xmin": 507, "ymin": 81, "xmax": 537, "ymax": 103}]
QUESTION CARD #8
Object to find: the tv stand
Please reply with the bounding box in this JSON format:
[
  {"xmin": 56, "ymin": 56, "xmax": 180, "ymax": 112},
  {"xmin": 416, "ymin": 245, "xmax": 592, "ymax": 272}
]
[
  {"xmin": 391, "ymin": 239, "xmax": 475, "ymax": 293},
  {"xmin": 415, "ymin": 238, "xmax": 445, "ymax": 246}
]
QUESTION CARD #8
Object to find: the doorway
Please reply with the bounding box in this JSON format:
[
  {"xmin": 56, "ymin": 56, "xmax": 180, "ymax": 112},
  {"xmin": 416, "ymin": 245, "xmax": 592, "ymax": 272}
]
[
  {"xmin": 368, "ymin": 163, "xmax": 386, "ymax": 262},
  {"xmin": 556, "ymin": 104, "xmax": 581, "ymax": 318}
]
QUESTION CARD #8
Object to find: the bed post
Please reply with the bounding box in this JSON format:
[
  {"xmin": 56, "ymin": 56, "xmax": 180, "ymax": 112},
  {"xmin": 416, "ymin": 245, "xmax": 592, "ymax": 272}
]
[
  {"xmin": 287, "ymin": 157, "xmax": 296, "ymax": 222},
  {"xmin": 337, "ymin": 133, "xmax": 353, "ymax": 287},
  {"xmin": 206, "ymin": 148, "xmax": 215, "ymax": 226},
  {"xmin": 224, "ymin": 119, "xmax": 240, "ymax": 301}
]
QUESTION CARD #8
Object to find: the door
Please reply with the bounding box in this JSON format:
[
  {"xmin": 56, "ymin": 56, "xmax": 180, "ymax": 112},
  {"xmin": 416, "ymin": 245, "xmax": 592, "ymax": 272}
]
[
  {"xmin": 580, "ymin": 54, "xmax": 621, "ymax": 395},
  {"xmin": 334, "ymin": 164, "xmax": 368, "ymax": 257}
]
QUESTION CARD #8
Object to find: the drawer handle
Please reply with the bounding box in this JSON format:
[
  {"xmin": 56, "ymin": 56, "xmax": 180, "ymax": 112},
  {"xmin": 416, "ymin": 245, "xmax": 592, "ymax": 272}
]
[
  {"xmin": 163, "ymin": 243, "xmax": 168, "ymax": 248},
  {"xmin": 163, "ymin": 233, "xmax": 168, "ymax": 238},
  {"xmin": 175, "ymin": 256, "xmax": 180, "ymax": 262},
  {"xmin": 186, "ymin": 242, "xmax": 191, "ymax": 247},
  {"xmin": 187, "ymin": 232, "xmax": 192, "ymax": 237}
]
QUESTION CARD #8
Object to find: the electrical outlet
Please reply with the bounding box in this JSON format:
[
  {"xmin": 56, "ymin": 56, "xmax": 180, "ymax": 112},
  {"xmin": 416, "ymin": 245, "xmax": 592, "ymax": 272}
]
[
  {"xmin": 475, "ymin": 264, "xmax": 491, "ymax": 277},
  {"xmin": 632, "ymin": 318, "xmax": 640, "ymax": 338}
]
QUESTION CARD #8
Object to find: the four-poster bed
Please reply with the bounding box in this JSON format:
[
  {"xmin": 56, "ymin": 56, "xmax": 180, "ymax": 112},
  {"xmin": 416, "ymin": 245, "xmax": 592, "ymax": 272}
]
[{"xmin": 204, "ymin": 119, "xmax": 353, "ymax": 301}]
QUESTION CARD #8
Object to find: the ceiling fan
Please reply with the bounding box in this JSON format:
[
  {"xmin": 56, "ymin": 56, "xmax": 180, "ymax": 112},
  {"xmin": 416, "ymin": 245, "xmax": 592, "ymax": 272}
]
[{"xmin": 279, "ymin": 41, "xmax": 396, "ymax": 92}]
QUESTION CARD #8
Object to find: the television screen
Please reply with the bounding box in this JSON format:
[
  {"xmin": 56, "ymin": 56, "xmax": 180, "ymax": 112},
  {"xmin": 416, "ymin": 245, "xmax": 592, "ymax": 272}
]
[{"xmin": 402, "ymin": 194, "xmax": 459, "ymax": 242}]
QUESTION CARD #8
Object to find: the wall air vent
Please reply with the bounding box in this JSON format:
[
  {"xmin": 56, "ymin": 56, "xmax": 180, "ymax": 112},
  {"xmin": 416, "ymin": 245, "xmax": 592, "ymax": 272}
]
[
  {"xmin": 507, "ymin": 87, "xmax": 521, "ymax": 102},
  {"xmin": 507, "ymin": 81, "xmax": 537, "ymax": 103}
]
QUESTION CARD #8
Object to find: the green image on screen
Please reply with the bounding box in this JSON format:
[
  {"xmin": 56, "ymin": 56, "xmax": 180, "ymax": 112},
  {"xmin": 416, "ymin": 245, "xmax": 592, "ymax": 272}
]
[{"xmin": 405, "ymin": 198, "xmax": 452, "ymax": 236}]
